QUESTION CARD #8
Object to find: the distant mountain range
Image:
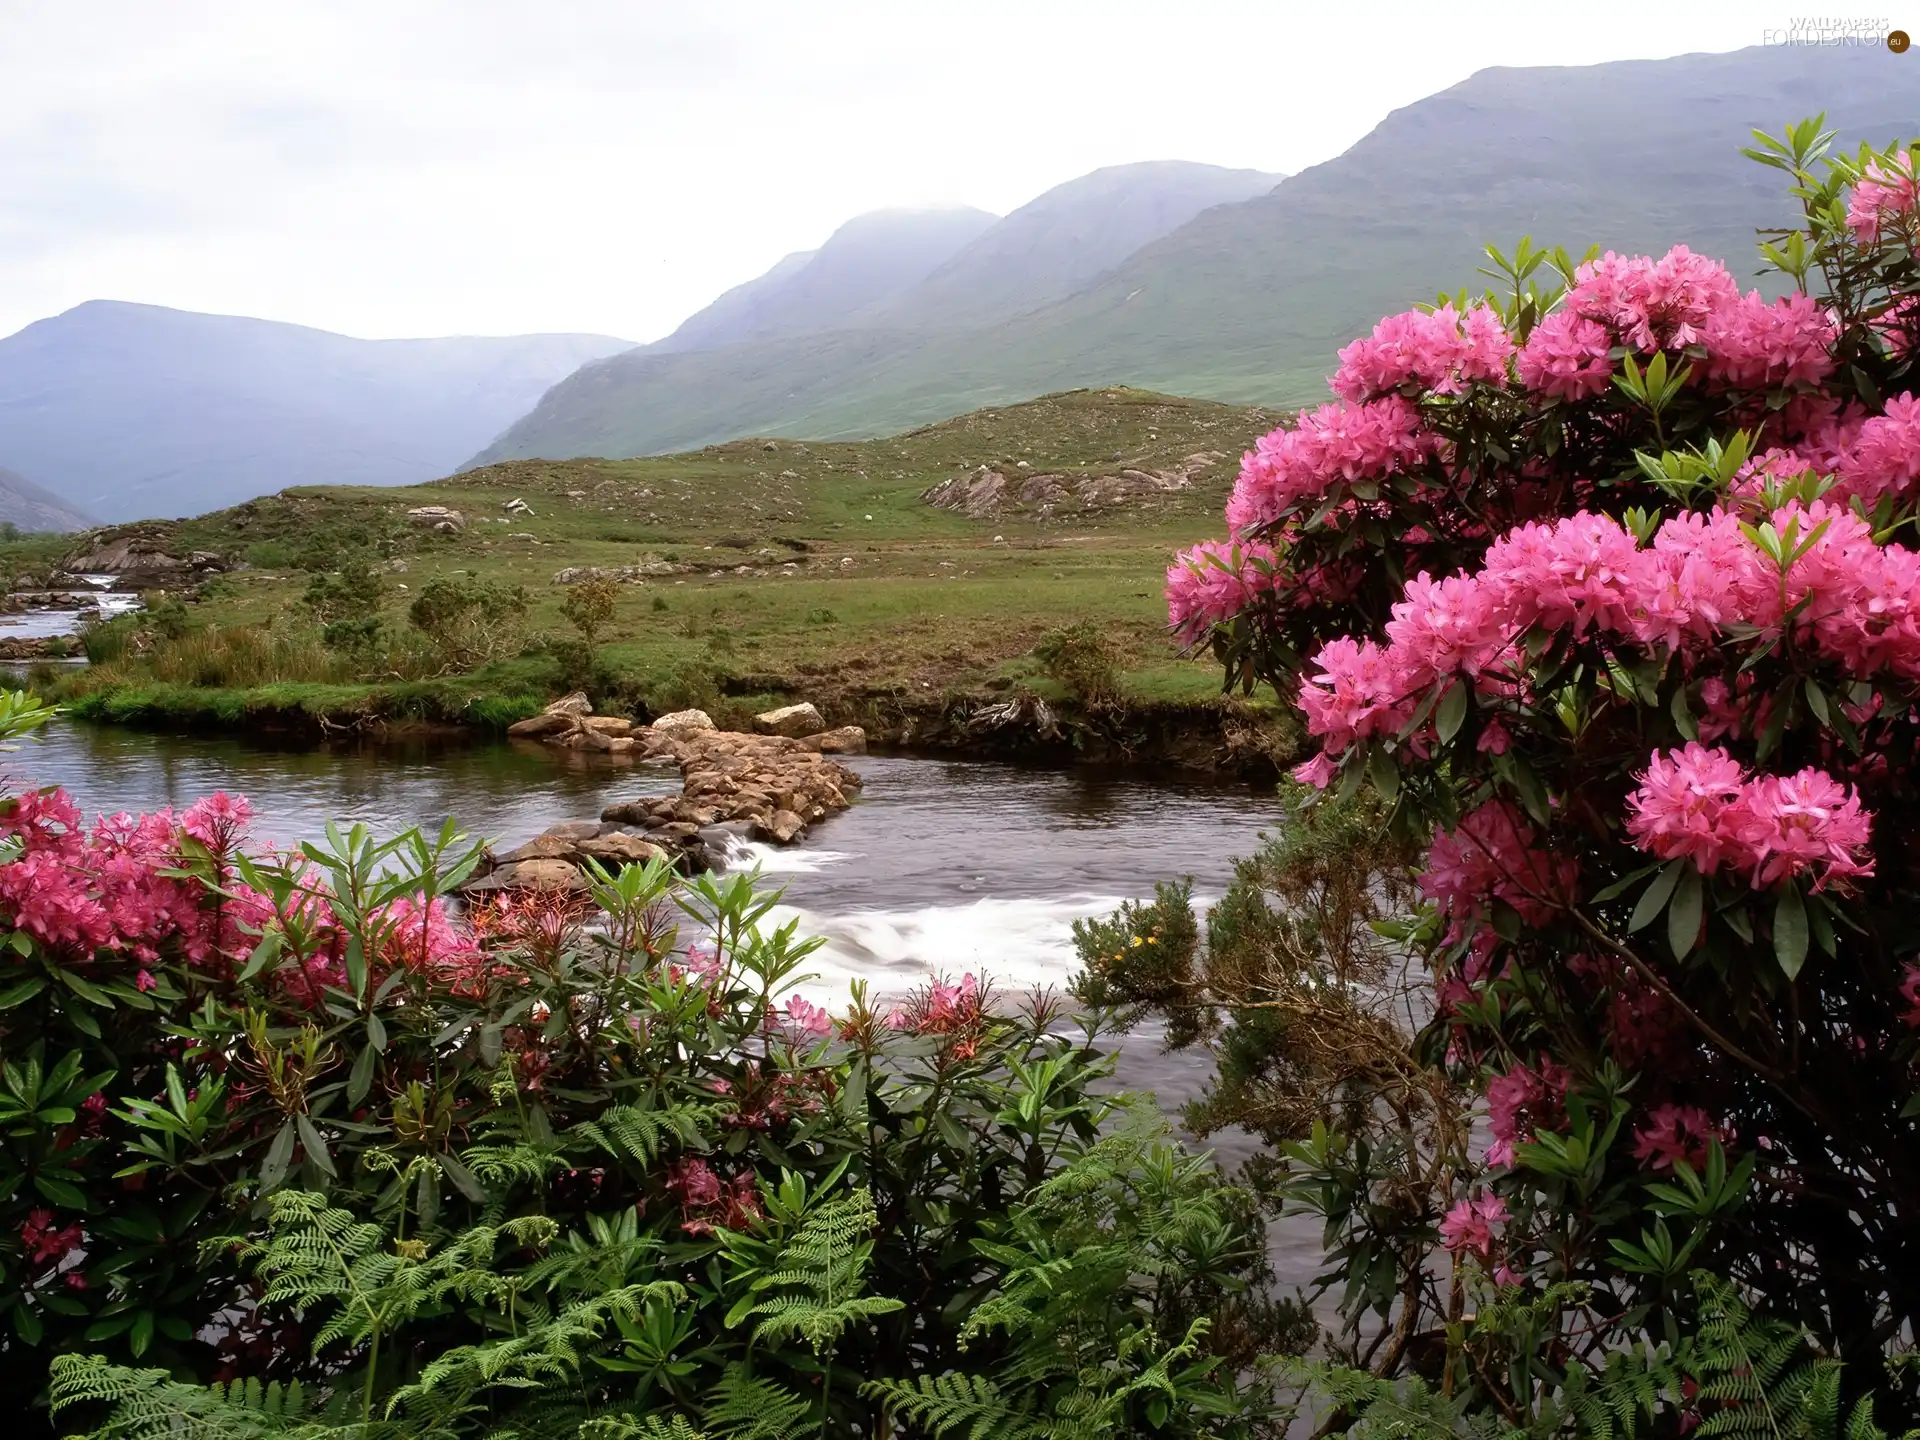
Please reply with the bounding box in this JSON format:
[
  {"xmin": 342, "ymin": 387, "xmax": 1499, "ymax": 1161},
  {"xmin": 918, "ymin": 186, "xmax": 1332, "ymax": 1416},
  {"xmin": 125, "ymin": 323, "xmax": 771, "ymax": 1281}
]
[
  {"xmin": 0, "ymin": 303, "xmax": 633, "ymax": 521},
  {"xmin": 10, "ymin": 43, "xmax": 1915, "ymax": 524},
  {"xmin": 479, "ymin": 43, "xmax": 1917, "ymax": 466},
  {"xmin": 0, "ymin": 465, "xmax": 95, "ymax": 532}
]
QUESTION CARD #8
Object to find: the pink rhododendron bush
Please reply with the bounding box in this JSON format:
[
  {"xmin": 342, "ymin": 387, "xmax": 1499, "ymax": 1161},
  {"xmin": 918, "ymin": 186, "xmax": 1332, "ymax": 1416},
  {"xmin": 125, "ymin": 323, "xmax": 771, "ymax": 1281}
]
[{"xmin": 1167, "ymin": 119, "xmax": 1920, "ymax": 1402}]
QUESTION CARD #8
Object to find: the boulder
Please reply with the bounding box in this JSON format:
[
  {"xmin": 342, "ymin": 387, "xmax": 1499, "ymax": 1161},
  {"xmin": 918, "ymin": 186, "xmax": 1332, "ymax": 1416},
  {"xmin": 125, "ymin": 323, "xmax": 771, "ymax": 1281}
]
[
  {"xmin": 802, "ymin": 725, "xmax": 868, "ymax": 755},
  {"xmin": 651, "ymin": 709, "xmax": 716, "ymax": 737},
  {"xmin": 760, "ymin": 809, "xmax": 806, "ymax": 844},
  {"xmin": 497, "ymin": 858, "xmax": 588, "ymax": 891},
  {"xmin": 507, "ymin": 712, "xmax": 574, "ymax": 739},
  {"xmin": 581, "ymin": 716, "xmax": 633, "ymax": 736},
  {"xmin": 493, "ymin": 833, "xmax": 581, "ymax": 865},
  {"xmin": 544, "ymin": 691, "xmax": 593, "ymax": 717},
  {"xmin": 753, "ymin": 702, "xmax": 825, "ymax": 738},
  {"xmin": 406, "ymin": 506, "xmax": 466, "ymax": 532},
  {"xmin": 577, "ymin": 833, "xmax": 667, "ymax": 866}
]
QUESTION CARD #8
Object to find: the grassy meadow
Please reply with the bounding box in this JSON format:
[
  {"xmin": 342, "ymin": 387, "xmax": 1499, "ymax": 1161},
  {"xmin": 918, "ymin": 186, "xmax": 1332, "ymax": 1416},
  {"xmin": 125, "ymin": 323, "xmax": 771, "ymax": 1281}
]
[{"xmin": 26, "ymin": 388, "xmax": 1291, "ymax": 744}]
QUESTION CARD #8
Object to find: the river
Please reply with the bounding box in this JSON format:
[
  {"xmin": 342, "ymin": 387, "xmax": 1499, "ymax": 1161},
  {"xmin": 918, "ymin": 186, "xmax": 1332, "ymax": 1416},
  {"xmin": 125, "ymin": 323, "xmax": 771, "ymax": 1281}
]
[{"xmin": 13, "ymin": 718, "xmax": 1334, "ymax": 1299}]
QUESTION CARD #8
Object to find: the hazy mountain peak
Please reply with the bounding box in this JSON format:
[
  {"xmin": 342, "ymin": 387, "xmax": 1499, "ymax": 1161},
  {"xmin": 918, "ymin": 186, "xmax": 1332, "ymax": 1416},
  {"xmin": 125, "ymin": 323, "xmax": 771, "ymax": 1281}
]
[{"xmin": 0, "ymin": 465, "xmax": 96, "ymax": 532}]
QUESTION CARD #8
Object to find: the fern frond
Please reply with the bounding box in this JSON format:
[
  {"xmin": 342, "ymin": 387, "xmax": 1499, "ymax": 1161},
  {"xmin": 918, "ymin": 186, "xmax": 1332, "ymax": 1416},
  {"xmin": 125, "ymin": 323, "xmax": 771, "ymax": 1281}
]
[
  {"xmin": 575, "ymin": 1102, "xmax": 708, "ymax": 1166},
  {"xmin": 863, "ymin": 1372, "xmax": 1048, "ymax": 1440},
  {"xmin": 701, "ymin": 1366, "xmax": 811, "ymax": 1440}
]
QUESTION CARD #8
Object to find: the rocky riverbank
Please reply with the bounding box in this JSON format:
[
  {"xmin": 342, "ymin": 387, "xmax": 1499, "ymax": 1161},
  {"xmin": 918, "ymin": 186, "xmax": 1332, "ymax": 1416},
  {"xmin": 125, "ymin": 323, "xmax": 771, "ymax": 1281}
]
[{"xmin": 467, "ymin": 698, "xmax": 868, "ymax": 892}]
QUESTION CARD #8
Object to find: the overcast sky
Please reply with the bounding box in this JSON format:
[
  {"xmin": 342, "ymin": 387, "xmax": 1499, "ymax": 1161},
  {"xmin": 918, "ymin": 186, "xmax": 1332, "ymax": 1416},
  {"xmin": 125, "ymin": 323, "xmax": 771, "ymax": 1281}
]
[{"xmin": 0, "ymin": 0, "xmax": 1824, "ymax": 344}]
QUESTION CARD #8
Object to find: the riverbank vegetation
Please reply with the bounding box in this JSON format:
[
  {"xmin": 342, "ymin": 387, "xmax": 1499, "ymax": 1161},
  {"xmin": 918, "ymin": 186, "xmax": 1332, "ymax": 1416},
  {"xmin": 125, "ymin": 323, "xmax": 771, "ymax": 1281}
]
[
  {"xmin": 31, "ymin": 389, "xmax": 1288, "ymax": 763},
  {"xmin": 1082, "ymin": 117, "xmax": 1920, "ymax": 1429}
]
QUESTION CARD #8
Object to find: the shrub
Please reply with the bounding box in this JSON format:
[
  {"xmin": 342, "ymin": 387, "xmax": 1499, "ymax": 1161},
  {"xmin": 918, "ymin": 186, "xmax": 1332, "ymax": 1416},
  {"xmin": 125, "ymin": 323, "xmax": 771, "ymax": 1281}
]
[
  {"xmin": 0, "ymin": 692, "xmax": 1303, "ymax": 1436},
  {"xmin": 1165, "ymin": 117, "xmax": 1920, "ymax": 1420},
  {"xmin": 1034, "ymin": 621, "xmax": 1123, "ymax": 707},
  {"xmin": 406, "ymin": 571, "xmax": 528, "ymax": 672},
  {"xmin": 560, "ymin": 575, "xmax": 620, "ymax": 646}
]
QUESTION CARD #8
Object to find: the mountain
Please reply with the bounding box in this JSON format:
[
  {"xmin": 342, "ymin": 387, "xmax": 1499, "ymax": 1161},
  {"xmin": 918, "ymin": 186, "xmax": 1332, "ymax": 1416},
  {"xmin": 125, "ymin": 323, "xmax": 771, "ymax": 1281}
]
[
  {"xmin": 0, "ymin": 302, "xmax": 634, "ymax": 521},
  {"xmin": 0, "ymin": 465, "xmax": 95, "ymax": 532},
  {"xmin": 862, "ymin": 161, "xmax": 1282, "ymax": 331},
  {"xmin": 477, "ymin": 43, "xmax": 1917, "ymax": 466},
  {"xmin": 649, "ymin": 207, "xmax": 998, "ymax": 352}
]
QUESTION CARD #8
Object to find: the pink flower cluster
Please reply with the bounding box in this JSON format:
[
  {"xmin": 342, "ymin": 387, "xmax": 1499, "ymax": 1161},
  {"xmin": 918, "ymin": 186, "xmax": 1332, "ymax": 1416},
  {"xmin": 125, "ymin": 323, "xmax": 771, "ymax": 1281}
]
[
  {"xmin": 0, "ymin": 789, "xmax": 261, "ymax": 968},
  {"xmin": 1564, "ymin": 245, "xmax": 1739, "ymax": 352},
  {"xmin": 1625, "ymin": 744, "xmax": 1874, "ymax": 892},
  {"xmin": 1439, "ymin": 1191, "xmax": 1509, "ymax": 1262},
  {"xmin": 1296, "ymin": 500, "xmax": 1920, "ymax": 765},
  {"xmin": 1165, "ymin": 537, "xmax": 1282, "ymax": 644},
  {"xmin": 21, "ymin": 1208, "xmax": 84, "ymax": 1268},
  {"xmin": 1224, "ymin": 395, "xmax": 1438, "ymax": 535},
  {"xmin": 1486, "ymin": 1058, "xmax": 1568, "ymax": 1168},
  {"xmin": 1515, "ymin": 309, "xmax": 1614, "ymax": 399},
  {"xmin": 781, "ymin": 995, "xmax": 833, "ymax": 1037},
  {"xmin": 1421, "ymin": 801, "xmax": 1579, "ymax": 940},
  {"xmin": 665, "ymin": 1157, "xmax": 764, "ymax": 1237},
  {"xmin": 1330, "ymin": 303, "xmax": 1514, "ymax": 403},
  {"xmin": 1829, "ymin": 393, "xmax": 1920, "ymax": 506},
  {"xmin": 1847, "ymin": 155, "xmax": 1919, "ymax": 245},
  {"xmin": 1700, "ymin": 292, "xmax": 1838, "ymax": 391},
  {"xmin": 1631, "ymin": 1102, "xmax": 1725, "ymax": 1173}
]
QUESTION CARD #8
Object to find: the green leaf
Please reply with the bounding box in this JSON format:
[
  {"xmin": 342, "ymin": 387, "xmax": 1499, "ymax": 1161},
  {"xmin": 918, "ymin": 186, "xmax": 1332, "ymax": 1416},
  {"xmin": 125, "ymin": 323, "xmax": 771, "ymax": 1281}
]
[
  {"xmin": 1668, "ymin": 868, "xmax": 1704, "ymax": 959},
  {"xmin": 1435, "ymin": 682, "xmax": 1469, "ymax": 744},
  {"xmin": 1774, "ymin": 885, "xmax": 1809, "ymax": 979},
  {"xmin": 1630, "ymin": 859, "xmax": 1685, "ymax": 933},
  {"xmin": 33, "ymin": 1171, "xmax": 88, "ymax": 1209},
  {"xmin": 260, "ymin": 1121, "xmax": 296, "ymax": 1193},
  {"xmin": 347, "ymin": 1043, "xmax": 377, "ymax": 1108},
  {"xmin": 295, "ymin": 1114, "xmax": 337, "ymax": 1178},
  {"xmin": 0, "ymin": 974, "xmax": 47, "ymax": 1009}
]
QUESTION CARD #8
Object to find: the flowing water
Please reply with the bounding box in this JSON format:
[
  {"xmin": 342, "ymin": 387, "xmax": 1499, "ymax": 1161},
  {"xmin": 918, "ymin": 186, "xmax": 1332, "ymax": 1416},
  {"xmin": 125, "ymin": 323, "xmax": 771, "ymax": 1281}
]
[{"xmin": 16, "ymin": 719, "xmax": 1331, "ymax": 1297}]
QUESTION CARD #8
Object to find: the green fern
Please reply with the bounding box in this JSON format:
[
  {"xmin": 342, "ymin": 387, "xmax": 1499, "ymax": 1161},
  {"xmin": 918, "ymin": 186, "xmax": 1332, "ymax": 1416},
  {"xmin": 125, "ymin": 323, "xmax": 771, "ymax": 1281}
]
[
  {"xmin": 700, "ymin": 1366, "xmax": 812, "ymax": 1440},
  {"xmin": 577, "ymin": 1418, "xmax": 709, "ymax": 1440},
  {"xmin": 863, "ymin": 1372, "xmax": 1049, "ymax": 1440},
  {"xmin": 576, "ymin": 1102, "xmax": 708, "ymax": 1167},
  {"xmin": 731, "ymin": 1187, "xmax": 904, "ymax": 1355},
  {"xmin": 48, "ymin": 1354, "xmax": 338, "ymax": 1440}
]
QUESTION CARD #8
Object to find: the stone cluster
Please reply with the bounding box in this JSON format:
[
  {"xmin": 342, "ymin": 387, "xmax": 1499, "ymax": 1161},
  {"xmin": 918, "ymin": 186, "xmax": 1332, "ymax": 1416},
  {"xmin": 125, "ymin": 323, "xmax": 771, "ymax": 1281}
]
[{"xmin": 470, "ymin": 697, "xmax": 866, "ymax": 893}]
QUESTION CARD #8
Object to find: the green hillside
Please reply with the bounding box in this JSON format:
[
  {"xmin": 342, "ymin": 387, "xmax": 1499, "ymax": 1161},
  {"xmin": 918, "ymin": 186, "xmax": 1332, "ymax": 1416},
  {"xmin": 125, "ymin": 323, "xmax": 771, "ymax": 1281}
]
[
  {"xmin": 479, "ymin": 43, "xmax": 1918, "ymax": 464},
  {"xmin": 51, "ymin": 389, "xmax": 1285, "ymax": 734}
]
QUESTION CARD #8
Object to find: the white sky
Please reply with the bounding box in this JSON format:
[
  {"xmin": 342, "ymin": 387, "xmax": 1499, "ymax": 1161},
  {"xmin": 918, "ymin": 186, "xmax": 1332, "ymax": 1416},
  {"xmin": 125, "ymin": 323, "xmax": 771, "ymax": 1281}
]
[{"xmin": 0, "ymin": 0, "xmax": 1838, "ymax": 344}]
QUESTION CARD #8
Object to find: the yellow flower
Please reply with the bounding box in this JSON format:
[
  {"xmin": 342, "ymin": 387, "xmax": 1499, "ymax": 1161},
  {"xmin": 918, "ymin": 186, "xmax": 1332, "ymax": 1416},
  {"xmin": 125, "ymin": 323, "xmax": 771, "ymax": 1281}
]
[{"xmin": 1131, "ymin": 936, "xmax": 1143, "ymax": 947}]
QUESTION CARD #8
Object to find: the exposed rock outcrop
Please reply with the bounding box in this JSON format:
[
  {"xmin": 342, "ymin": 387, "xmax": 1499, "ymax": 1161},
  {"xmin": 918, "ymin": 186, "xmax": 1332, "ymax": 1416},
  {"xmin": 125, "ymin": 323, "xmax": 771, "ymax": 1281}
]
[
  {"xmin": 61, "ymin": 535, "xmax": 229, "ymax": 589},
  {"xmin": 921, "ymin": 452, "xmax": 1224, "ymax": 519},
  {"xmin": 472, "ymin": 701, "xmax": 866, "ymax": 896},
  {"xmin": 753, "ymin": 702, "xmax": 825, "ymax": 738}
]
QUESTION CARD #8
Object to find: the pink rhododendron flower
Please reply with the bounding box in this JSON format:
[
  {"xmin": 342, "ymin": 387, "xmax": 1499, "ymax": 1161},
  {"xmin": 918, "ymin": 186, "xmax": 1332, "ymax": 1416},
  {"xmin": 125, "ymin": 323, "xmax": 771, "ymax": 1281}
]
[
  {"xmin": 182, "ymin": 792, "xmax": 253, "ymax": 854},
  {"xmin": 782, "ymin": 996, "xmax": 833, "ymax": 1036},
  {"xmin": 1331, "ymin": 303, "xmax": 1513, "ymax": 403},
  {"xmin": 1516, "ymin": 309, "xmax": 1614, "ymax": 399},
  {"xmin": 1626, "ymin": 746, "xmax": 1874, "ymax": 892},
  {"xmin": 1421, "ymin": 801, "xmax": 1578, "ymax": 939},
  {"xmin": 1166, "ymin": 538, "xmax": 1281, "ymax": 644},
  {"xmin": 1439, "ymin": 1191, "xmax": 1509, "ymax": 1260},
  {"xmin": 1700, "ymin": 291, "xmax": 1837, "ymax": 391},
  {"xmin": 1830, "ymin": 393, "xmax": 1920, "ymax": 506},
  {"xmin": 1565, "ymin": 245, "xmax": 1739, "ymax": 352},
  {"xmin": 1485, "ymin": 1059, "xmax": 1568, "ymax": 1168},
  {"xmin": 1847, "ymin": 155, "xmax": 1919, "ymax": 244},
  {"xmin": 1225, "ymin": 395, "xmax": 1437, "ymax": 533},
  {"xmin": 1632, "ymin": 1103, "xmax": 1725, "ymax": 1172}
]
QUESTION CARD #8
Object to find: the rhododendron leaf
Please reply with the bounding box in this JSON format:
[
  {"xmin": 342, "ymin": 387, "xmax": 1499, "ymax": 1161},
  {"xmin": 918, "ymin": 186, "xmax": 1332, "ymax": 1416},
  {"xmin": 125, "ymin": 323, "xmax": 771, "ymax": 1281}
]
[
  {"xmin": 1367, "ymin": 750, "xmax": 1400, "ymax": 806},
  {"xmin": 1774, "ymin": 885, "xmax": 1810, "ymax": 979},
  {"xmin": 295, "ymin": 1114, "xmax": 335, "ymax": 1178},
  {"xmin": 1669, "ymin": 868, "xmax": 1705, "ymax": 960},
  {"xmin": 260, "ymin": 1121, "xmax": 296, "ymax": 1192},
  {"xmin": 238, "ymin": 930, "xmax": 281, "ymax": 984},
  {"xmin": 1670, "ymin": 685, "xmax": 1699, "ymax": 742},
  {"xmin": 1508, "ymin": 760, "xmax": 1550, "ymax": 827},
  {"xmin": 367, "ymin": 1012, "xmax": 387, "ymax": 1052},
  {"xmin": 55, "ymin": 968, "xmax": 112, "ymax": 1008},
  {"xmin": 1591, "ymin": 863, "xmax": 1661, "ymax": 906},
  {"xmin": 439, "ymin": 1153, "xmax": 487, "ymax": 1204},
  {"xmin": 1756, "ymin": 690, "xmax": 1792, "ymax": 763},
  {"xmin": 348, "ymin": 1042, "xmax": 376, "ymax": 1108},
  {"xmin": 1436, "ymin": 683, "xmax": 1469, "ymax": 744},
  {"xmin": 1804, "ymin": 678, "xmax": 1832, "ymax": 726},
  {"xmin": 1631, "ymin": 860, "xmax": 1686, "ymax": 933},
  {"xmin": 0, "ymin": 973, "xmax": 45, "ymax": 1009},
  {"xmin": 1722, "ymin": 902, "xmax": 1754, "ymax": 945},
  {"xmin": 5, "ymin": 929, "xmax": 31, "ymax": 955},
  {"xmin": 33, "ymin": 1172, "xmax": 85, "ymax": 1208},
  {"xmin": 1809, "ymin": 897, "xmax": 1837, "ymax": 959},
  {"xmin": 12, "ymin": 1307, "xmax": 41, "ymax": 1346}
]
